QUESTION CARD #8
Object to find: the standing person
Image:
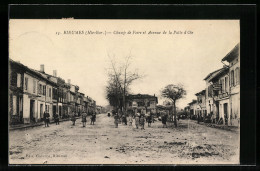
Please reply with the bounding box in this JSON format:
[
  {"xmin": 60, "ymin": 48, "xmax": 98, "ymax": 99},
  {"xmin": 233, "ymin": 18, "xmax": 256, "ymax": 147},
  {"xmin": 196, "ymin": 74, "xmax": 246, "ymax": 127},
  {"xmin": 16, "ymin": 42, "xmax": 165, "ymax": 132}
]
[
  {"xmin": 54, "ymin": 113, "xmax": 59, "ymax": 125},
  {"xmin": 135, "ymin": 113, "xmax": 140, "ymax": 129},
  {"xmin": 162, "ymin": 112, "xmax": 167, "ymax": 128},
  {"xmin": 128, "ymin": 114, "xmax": 133, "ymax": 126},
  {"xmin": 151, "ymin": 112, "xmax": 154, "ymax": 123},
  {"xmin": 91, "ymin": 113, "xmax": 96, "ymax": 125},
  {"xmin": 71, "ymin": 111, "xmax": 76, "ymax": 126},
  {"xmin": 114, "ymin": 113, "xmax": 119, "ymax": 128},
  {"xmin": 140, "ymin": 115, "xmax": 145, "ymax": 130},
  {"xmin": 82, "ymin": 111, "xmax": 87, "ymax": 127},
  {"xmin": 122, "ymin": 114, "xmax": 127, "ymax": 125},
  {"xmin": 147, "ymin": 114, "xmax": 152, "ymax": 127},
  {"xmin": 43, "ymin": 111, "xmax": 50, "ymax": 127}
]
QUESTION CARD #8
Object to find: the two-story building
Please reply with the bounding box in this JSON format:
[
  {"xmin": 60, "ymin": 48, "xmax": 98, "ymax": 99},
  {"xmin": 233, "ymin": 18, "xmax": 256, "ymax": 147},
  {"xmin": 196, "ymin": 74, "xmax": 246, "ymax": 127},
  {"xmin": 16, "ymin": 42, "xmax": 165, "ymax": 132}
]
[
  {"xmin": 195, "ymin": 90, "xmax": 207, "ymax": 120},
  {"xmin": 207, "ymin": 66, "xmax": 230, "ymax": 124},
  {"xmin": 222, "ymin": 43, "xmax": 240, "ymax": 127},
  {"xmin": 125, "ymin": 94, "xmax": 158, "ymax": 116}
]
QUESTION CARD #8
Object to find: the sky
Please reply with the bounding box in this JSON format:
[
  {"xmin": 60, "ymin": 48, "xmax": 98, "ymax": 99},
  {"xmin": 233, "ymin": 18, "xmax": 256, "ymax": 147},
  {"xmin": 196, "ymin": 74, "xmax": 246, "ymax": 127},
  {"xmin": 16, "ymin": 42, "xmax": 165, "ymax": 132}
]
[{"xmin": 9, "ymin": 19, "xmax": 240, "ymax": 108}]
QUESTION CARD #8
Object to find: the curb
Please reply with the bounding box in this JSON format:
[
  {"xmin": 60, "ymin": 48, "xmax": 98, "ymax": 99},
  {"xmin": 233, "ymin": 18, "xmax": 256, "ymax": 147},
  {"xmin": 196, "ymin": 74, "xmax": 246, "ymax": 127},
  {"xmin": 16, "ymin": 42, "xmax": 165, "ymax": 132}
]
[{"xmin": 9, "ymin": 117, "xmax": 80, "ymax": 131}]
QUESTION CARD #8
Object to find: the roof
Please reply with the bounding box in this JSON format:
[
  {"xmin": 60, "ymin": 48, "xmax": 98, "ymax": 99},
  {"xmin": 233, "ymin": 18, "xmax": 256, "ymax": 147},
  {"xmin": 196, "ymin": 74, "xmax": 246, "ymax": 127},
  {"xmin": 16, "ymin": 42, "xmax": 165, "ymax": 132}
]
[
  {"xmin": 222, "ymin": 43, "xmax": 240, "ymax": 62},
  {"xmin": 9, "ymin": 59, "xmax": 57, "ymax": 86},
  {"xmin": 207, "ymin": 67, "xmax": 229, "ymax": 82},
  {"xmin": 188, "ymin": 100, "xmax": 197, "ymax": 105},
  {"xmin": 203, "ymin": 67, "xmax": 224, "ymax": 81},
  {"xmin": 195, "ymin": 89, "xmax": 206, "ymax": 96},
  {"xmin": 126, "ymin": 94, "xmax": 158, "ymax": 103}
]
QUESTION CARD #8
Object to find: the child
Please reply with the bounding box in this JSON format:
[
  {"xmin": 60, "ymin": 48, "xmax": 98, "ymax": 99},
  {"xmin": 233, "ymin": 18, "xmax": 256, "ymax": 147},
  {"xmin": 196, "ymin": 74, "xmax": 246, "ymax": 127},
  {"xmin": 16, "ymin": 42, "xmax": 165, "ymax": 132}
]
[
  {"xmin": 81, "ymin": 111, "xmax": 87, "ymax": 127},
  {"xmin": 140, "ymin": 115, "xmax": 145, "ymax": 130},
  {"xmin": 135, "ymin": 114, "xmax": 140, "ymax": 129},
  {"xmin": 128, "ymin": 114, "xmax": 133, "ymax": 126},
  {"xmin": 71, "ymin": 112, "xmax": 76, "ymax": 126},
  {"xmin": 54, "ymin": 113, "xmax": 59, "ymax": 125}
]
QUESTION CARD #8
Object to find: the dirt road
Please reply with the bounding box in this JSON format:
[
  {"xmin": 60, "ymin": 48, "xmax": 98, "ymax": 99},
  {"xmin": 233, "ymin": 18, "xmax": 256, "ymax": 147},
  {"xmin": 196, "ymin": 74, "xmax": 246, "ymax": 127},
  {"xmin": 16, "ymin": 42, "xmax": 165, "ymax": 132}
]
[{"xmin": 9, "ymin": 114, "xmax": 239, "ymax": 164}]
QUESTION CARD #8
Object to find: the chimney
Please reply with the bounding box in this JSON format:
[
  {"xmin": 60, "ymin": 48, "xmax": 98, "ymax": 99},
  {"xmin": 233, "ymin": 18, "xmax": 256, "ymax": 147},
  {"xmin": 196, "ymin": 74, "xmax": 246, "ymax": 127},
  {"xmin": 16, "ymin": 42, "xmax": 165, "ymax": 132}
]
[
  {"xmin": 53, "ymin": 70, "xmax": 57, "ymax": 77},
  {"xmin": 40, "ymin": 64, "xmax": 45, "ymax": 73},
  {"xmin": 68, "ymin": 79, "xmax": 71, "ymax": 84}
]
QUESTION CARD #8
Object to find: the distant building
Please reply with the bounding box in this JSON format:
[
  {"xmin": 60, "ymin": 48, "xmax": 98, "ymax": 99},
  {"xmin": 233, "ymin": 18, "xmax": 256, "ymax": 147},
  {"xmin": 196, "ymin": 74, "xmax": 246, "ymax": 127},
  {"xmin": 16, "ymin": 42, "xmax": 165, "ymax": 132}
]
[
  {"xmin": 195, "ymin": 89, "xmax": 207, "ymax": 119},
  {"xmin": 126, "ymin": 94, "xmax": 158, "ymax": 115}
]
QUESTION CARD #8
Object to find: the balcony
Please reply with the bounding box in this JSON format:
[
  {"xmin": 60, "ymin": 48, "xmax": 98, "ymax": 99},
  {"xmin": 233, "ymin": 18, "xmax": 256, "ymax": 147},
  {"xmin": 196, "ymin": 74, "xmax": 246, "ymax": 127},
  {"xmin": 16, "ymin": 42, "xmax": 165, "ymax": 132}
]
[{"xmin": 214, "ymin": 92, "xmax": 229, "ymax": 101}]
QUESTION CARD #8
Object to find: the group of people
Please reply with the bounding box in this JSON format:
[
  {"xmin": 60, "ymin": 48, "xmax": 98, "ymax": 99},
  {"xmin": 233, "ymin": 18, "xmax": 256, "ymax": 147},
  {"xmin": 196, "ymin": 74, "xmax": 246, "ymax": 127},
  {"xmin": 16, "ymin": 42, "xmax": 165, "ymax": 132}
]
[
  {"xmin": 42, "ymin": 111, "xmax": 97, "ymax": 128},
  {"xmin": 72, "ymin": 111, "xmax": 97, "ymax": 127},
  {"xmin": 113, "ymin": 111, "xmax": 154, "ymax": 130}
]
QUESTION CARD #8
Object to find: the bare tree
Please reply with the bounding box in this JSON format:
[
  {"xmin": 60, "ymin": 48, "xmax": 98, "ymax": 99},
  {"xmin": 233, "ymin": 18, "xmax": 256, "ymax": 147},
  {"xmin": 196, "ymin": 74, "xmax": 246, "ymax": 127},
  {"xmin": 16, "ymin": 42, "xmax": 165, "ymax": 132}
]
[
  {"xmin": 161, "ymin": 84, "xmax": 186, "ymax": 127},
  {"xmin": 106, "ymin": 52, "xmax": 142, "ymax": 114}
]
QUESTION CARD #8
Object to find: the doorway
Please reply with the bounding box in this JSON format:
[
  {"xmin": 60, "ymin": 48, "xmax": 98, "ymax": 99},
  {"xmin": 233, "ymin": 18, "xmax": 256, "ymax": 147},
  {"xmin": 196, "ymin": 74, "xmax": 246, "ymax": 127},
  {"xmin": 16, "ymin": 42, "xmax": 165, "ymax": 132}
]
[
  {"xmin": 30, "ymin": 100, "xmax": 35, "ymax": 122},
  {"xmin": 53, "ymin": 105, "xmax": 56, "ymax": 116},
  {"xmin": 59, "ymin": 106, "xmax": 62, "ymax": 117},
  {"xmin": 40, "ymin": 104, "xmax": 43, "ymax": 119},
  {"xmin": 224, "ymin": 103, "xmax": 228, "ymax": 125}
]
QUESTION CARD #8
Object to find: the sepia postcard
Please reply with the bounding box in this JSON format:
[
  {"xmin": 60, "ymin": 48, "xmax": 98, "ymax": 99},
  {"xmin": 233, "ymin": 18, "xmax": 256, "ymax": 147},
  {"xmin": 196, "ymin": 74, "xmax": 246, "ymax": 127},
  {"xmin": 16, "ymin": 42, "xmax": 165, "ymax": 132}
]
[{"xmin": 8, "ymin": 19, "xmax": 240, "ymax": 165}]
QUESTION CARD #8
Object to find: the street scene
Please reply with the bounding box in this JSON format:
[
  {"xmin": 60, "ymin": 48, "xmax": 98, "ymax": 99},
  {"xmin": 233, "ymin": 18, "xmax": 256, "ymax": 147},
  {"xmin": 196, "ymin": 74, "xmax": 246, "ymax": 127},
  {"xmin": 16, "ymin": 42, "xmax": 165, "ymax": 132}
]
[
  {"xmin": 9, "ymin": 20, "xmax": 240, "ymax": 164},
  {"xmin": 9, "ymin": 113, "xmax": 239, "ymax": 164}
]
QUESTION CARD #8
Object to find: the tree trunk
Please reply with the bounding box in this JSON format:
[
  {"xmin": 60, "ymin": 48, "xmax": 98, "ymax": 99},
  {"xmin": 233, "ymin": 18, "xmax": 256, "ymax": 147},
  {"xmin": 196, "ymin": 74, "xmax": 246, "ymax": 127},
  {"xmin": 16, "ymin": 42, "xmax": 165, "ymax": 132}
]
[{"xmin": 173, "ymin": 101, "xmax": 177, "ymax": 127}]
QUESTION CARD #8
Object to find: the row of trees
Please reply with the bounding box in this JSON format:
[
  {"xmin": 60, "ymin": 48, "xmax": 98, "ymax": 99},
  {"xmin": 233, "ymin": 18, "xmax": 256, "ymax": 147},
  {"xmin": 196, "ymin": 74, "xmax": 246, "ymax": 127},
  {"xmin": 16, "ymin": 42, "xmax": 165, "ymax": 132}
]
[{"xmin": 105, "ymin": 52, "xmax": 186, "ymax": 127}]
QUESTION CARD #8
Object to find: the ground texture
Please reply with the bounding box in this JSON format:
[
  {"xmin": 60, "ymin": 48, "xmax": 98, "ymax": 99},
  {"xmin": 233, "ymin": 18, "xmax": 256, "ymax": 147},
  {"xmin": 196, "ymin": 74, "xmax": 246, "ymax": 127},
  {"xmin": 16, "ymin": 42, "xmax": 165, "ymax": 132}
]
[{"xmin": 9, "ymin": 114, "xmax": 239, "ymax": 164}]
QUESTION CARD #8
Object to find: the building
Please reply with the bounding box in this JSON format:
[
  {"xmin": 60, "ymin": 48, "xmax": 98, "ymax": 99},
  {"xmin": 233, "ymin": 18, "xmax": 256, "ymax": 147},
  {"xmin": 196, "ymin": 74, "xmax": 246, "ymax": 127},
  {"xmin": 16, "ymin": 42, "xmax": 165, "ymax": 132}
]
[
  {"xmin": 125, "ymin": 94, "xmax": 158, "ymax": 116},
  {"xmin": 222, "ymin": 43, "xmax": 240, "ymax": 126},
  {"xmin": 207, "ymin": 66, "xmax": 230, "ymax": 124},
  {"xmin": 188, "ymin": 100, "xmax": 198, "ymax": 119},
  {"xmin": 195, "ymin": 90, "xmax": 207, "ymax": 120},
  {"xmin": 204, "ymin": 67, "xmax": 227, "ymax": 123},
  {"xmin": 9, "ymin": 60, "xmax": 57, "ymax": 124}
]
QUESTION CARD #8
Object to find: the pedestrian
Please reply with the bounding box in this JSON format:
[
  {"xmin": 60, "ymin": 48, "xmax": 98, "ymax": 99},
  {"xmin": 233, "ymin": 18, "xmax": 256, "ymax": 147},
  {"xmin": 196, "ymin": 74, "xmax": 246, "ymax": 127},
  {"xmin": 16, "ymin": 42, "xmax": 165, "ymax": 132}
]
[
  {"xmin": 140, "ymin": 115, "xmax": 145, "ymax": 130},
  {"xmin": 135, "ymin": 113, "xmax": 140, "ymax": 129},
  {"xmin": 162, "ymin": 113, "xmax": 167, "ymax": 128},
  {"xmin": 128, "ymin": 114, "xmax": 133, "ymax": 126},
  {"xmin": 151, "ymin": 112, "xmax": 154, "ymax": 123},
  {"xmin": 82, "ymin": 111, "xmax": 87, "ymax": 127},
  {"xmin": 43, "ymin": 111, "xmax": 50, "ymax": 127},
  {"xmin": 122, "ymin": 114, "xmax": 127, "ymax": 125},
  {"xmin": 114, "ymin": 113, "xmax": 119, "ymax": 128},
  {"xmin": 147, "ymin": 114, "xmax": 152, "ymax": 127},
  {"xmin": 71, "ymin": 111, "xmax": 76, "ymax": 126},
  {"xmin": 91, "ymin": 113, "xmax": 96, "ymax": 125},
  {"xmin": 54, "ymin": 113, "xmax": 59, "ymax": 125}
]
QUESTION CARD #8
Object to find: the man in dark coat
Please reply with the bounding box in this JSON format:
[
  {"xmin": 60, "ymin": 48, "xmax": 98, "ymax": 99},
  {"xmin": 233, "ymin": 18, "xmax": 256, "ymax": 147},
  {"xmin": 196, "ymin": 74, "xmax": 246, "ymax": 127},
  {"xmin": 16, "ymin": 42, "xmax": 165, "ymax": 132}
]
[
  {"xmin": 91, "ymin": 113, "xmax": 96, "ymax": 125},
  {"xmin": 54, "ymin": 113, "xmax": 59, "ymax": 125},
  {"xmin": 43, "ymin": 111, "xmax": 50, "ymax": 127}
]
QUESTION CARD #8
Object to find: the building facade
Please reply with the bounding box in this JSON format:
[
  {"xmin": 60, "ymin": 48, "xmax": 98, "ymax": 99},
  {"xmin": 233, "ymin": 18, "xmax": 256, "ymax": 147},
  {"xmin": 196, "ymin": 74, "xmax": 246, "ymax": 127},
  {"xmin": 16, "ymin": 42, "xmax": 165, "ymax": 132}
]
[{"xmin": 125, "ymin": 94, "xmax": 158, "ymax": 116}]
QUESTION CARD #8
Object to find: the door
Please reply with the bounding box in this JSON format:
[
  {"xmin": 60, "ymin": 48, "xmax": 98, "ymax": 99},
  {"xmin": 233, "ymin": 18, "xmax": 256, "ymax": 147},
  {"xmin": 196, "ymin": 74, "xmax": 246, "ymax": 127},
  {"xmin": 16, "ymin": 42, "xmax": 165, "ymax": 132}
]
[
  {"xmin": 59, "ymin": 106, "xmax": 62, "ymax": 117},
  {"xmin": 224, "ymin": 103, "xmax": 228, "ymax": 125},
  {"xmin": 30, "ymin": 100, "xmax": 35, "ymax": 122},
  {"xmin": 40, "ymin": 104, "xmax": 43, "ymax": 119},
  {"xmin": 53, "ymin": 106, "xmax": 56, "ymax": 116}
]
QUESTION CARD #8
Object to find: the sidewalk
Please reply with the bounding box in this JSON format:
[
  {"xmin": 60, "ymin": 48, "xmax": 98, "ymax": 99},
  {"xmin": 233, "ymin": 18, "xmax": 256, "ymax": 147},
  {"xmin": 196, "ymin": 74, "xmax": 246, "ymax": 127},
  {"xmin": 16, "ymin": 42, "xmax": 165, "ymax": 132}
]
[
  {"xmin": 196, "ymin": 120, "xmax": 239, "ymax": 133},
  {"xmin": 9, "ymin": 117, "xmax": 80, "ymax": 131}
]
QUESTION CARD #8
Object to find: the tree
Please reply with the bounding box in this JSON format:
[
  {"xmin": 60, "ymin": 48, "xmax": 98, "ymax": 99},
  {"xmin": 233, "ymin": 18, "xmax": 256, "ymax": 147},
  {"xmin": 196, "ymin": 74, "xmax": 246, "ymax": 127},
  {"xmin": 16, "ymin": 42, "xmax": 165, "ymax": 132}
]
[
  {"xmin": 106, "ymin": 52, "xmax": 142, "ymax": 114},
  {"xmin": 161, "ymin": 84, "xmax": 186, "ymax": 127}
]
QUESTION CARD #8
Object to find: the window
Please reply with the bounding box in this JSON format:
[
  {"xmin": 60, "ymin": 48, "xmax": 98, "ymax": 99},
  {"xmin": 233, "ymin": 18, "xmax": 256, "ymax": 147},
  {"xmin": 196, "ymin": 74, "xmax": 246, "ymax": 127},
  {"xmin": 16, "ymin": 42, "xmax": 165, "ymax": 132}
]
[
  {"xmin": 33, "ymin": 80, "xmax": 36, "ymax": 93},
  {"xmin": 43, "ymin": 85, "xmax": 46, "ymax": 95},
  {"xmin": 230, "ymin": 70, "xmax": 234, "ymax": 87},
  {"xmin": 147, "ymin": 101, "xmax": 150, "ymax": 107},
  {"xmin": 13, "ymin": 95, "xmax": 17, "ymax": 115},
  {"xmin": 235, "ymin": 67, "xmax": 240, "ymax": 85},
  {"xmin": 25, "ymin": 77, "xmax": 28, "ymax": 90},
  {"xmin": 17, "ymin": 74, "xmax": 21, "ymax": 87},
  {"xmin": 49, "ymin": 88, "xmax": 51, "ymax": 97},
  {"xmin": 38, "ymin": 84, "xmax": 42, "ymax": 94},
  {"xmin": 129, "ymin": 102, "xmax": 132, "ymax": 106},
  {"xmin": 225, "ymin": 77, "xmax": 228, "ymax": 93},
  {"xmin": 138, "ymin": 102, "xmax": 144, "ymax": 107}
]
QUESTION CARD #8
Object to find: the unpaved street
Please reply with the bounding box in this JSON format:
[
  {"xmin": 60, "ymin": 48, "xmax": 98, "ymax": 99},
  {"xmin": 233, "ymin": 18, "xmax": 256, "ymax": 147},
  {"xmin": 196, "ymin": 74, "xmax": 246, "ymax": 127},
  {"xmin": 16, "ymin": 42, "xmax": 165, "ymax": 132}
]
[{"xmin": 9, "ymin": 114, "xmax": 239, "ymax": 164}]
